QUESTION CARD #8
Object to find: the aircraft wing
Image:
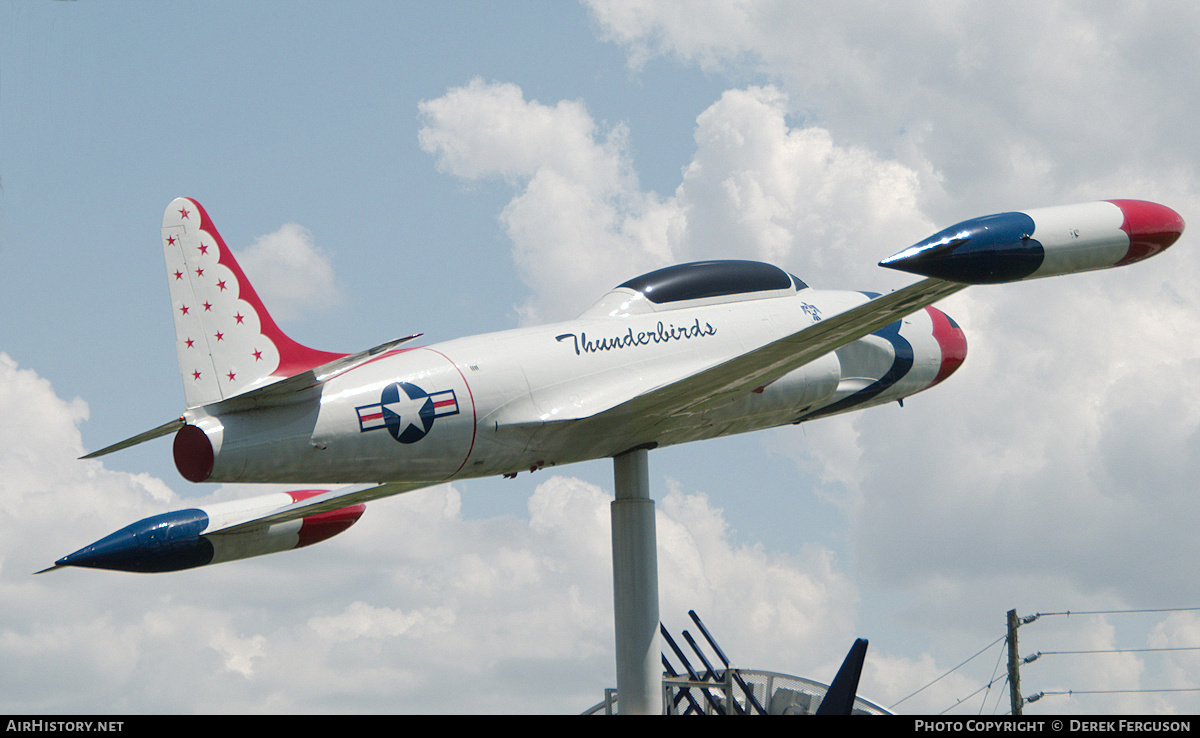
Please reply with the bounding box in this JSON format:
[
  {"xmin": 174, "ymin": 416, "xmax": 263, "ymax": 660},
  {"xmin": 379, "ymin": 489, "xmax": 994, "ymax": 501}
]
[
  {"xmin": 205, "ymin": 481, "xmax": 431, "ymax": 535},
  {"xmin": 80, "ymin": 335, "xmax": 422, "ymax": 459},
  {"xmin": 587, "ymin": 277, "xmax": 965, "ymax": 426}
]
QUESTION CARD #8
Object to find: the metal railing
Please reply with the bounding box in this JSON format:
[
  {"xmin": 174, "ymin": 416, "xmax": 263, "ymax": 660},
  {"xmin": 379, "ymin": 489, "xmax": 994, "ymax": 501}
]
[{"xmin": 583, "ymin": 610, "xmax": 891, "ymax": 715}]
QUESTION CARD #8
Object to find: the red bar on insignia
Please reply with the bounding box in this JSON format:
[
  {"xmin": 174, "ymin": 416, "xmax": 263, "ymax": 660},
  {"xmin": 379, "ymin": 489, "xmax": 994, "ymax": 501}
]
[
  {"xmin": 356, "ymin": 404, "xmax": 387, "ymax": 431},
  {"xmin": 430, "ymin": 390, "xmax": 459, "ymax": 417}
]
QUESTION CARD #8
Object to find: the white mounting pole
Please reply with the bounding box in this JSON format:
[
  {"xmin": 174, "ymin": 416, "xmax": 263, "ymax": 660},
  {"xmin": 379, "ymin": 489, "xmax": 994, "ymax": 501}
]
[{"xmin": 611, "ymin": 447, "xmax": 661, "ymax": 715}]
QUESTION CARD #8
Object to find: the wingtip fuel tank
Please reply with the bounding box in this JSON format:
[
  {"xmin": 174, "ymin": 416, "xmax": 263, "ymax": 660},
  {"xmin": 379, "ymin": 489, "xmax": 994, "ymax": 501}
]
[
  {"xmin": 880, "ymin": 200, "xmax": 1184, "ymax": 284},
  {"xmin": 46, "ymin": 490, "xmax": 364, "ymax": 573}
]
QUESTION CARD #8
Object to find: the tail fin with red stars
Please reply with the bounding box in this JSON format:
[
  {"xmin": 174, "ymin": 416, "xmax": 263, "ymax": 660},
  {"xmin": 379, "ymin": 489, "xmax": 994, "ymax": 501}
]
[
  {"xmin": 161, "ymin": 197, "xmax": 347, "ymax": 408},
  {"xmin": 80, "ymin": 199, "xmax": 419, "ymax": 461}
]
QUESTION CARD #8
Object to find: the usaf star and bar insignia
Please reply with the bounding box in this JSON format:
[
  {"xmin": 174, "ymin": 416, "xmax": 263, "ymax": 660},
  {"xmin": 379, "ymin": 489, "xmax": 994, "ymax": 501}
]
[{"xmin": 356, "ymin": 381, "xmax": 460, "ymax": 444}]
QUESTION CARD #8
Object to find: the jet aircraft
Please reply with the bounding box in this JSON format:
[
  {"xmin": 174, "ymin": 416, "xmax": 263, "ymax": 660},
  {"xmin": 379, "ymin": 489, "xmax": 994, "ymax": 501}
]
[{"xmin": 47, "ymin": 197, "xmax": 1183, "ymax": 574}]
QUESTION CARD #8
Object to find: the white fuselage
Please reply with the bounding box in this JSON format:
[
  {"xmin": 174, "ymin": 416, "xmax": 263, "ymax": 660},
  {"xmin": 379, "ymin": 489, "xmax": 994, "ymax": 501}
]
[{"xmin": 185, "ymin": 284, "xmax": 958, "ymax": 484}]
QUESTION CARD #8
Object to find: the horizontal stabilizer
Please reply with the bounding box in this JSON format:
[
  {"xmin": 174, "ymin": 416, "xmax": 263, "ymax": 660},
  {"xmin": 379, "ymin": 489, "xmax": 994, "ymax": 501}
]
[
  {"xmin": 206, "ymin": 334, "xmax": 423, "ymax": 412},
  {"xmin": 80, "ymin": 336, "xmax": 422, "ymax": 459},
  {"xmin": 79, "ymin": 417, "xmax": 185, "ymax": 460}
]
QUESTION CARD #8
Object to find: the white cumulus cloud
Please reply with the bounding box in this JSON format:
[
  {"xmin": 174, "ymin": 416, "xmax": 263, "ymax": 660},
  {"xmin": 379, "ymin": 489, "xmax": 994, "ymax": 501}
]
[
  {"xmin": 418, "ymin": 79, "xmax": 937, "ymax": 321},
  {"xmin": 234, "ymin": 223, "xmax": 344, "ymax": 323}
]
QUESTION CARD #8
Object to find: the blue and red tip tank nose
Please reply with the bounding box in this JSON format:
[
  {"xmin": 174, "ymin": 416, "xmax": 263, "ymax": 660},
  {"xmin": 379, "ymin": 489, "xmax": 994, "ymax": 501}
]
[
  {"xmin": 926, "ymin": 306, "xmax": 967, "ymax": 387},
  {"xmin": 880, "ymin": 200, "xmax": 1184, "ymax": 284},
  {"xmin": 53, "ymin": 509, "xmax": 213, "ymax": 573}
]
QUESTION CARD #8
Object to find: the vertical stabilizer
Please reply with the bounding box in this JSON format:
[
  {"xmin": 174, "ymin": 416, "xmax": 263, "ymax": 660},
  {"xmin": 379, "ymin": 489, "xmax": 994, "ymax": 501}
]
[
  {"xmin": 815, "ymin": 638, "xmax": 868, "ymax": 715},
  {"xmin": 162, "ymin": 198, "xmax": 346, "ymax": 408}
]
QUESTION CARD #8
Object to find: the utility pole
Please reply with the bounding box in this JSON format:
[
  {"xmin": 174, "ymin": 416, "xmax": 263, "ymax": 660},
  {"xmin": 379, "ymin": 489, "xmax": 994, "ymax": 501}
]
[{"xmin": 1007, "ymin": 609, "xmax": 1022, "ymax": 716}]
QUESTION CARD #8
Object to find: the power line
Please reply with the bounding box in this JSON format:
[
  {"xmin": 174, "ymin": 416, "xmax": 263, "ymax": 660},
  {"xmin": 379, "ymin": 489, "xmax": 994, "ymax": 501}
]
[
  {"xmin": 1036, "ymin": 607, "xmax": 1200, "ymax": 617},
  {"xmin": 1017, "ymin": 606, "xmax": 1200, "ymax": 711},
  {"xmin": 907, "ymin": 607, "xmax": 1200, "ymax": 715},
  {"xmin": 938, "ymin": 676, "xmax": 1005, "ymax": 715},
  {"xmin": 893, "ymin": 607, "xmax": 1200, "ymax": 714},
  {"xmin": 1036, "ymin": 647, "xmax": 1200, "ymax": 656},
  {"xmin": 981, "ymin": 635, "xmax": 1010, "ymax": 715},
  {"xmin": 889, "ymin": 634, "xmax": 1006, "ymax": 710},
  {"xmin": 1034, "ymin": 688, "xmax": 1200, "ymax": 699}
]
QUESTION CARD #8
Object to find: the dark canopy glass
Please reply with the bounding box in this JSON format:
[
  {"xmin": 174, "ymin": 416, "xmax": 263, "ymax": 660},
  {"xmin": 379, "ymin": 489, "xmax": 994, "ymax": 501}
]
[{"xmin": 617, "ymin": 260, "xmax": 804, "ymax": 304}]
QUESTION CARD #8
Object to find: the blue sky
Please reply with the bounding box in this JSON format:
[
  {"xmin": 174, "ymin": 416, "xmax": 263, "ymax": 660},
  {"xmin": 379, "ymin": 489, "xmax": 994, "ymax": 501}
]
[{"xmin": 4, "ymin": 1, "xmax": 1200, "ymax": 715}]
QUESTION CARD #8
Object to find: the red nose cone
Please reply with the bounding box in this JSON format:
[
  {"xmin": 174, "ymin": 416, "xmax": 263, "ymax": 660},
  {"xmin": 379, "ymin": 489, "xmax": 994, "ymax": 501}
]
[
  {"xmin": 1109, "ymin": 200, "xmax": 1185, "ymax": 266},
  {"xmin": 926, "ymin": 306, "xmax": 967, "ymax": 387}
]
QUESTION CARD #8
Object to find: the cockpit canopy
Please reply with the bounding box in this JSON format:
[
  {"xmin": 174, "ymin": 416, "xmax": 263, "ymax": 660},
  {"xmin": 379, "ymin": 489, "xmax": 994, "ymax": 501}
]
[
  {"xmin": 619, "ymin": 260, "xmax": 806, "ymax": 303},
  {"xmin": 581, "ymin": 260, "xmax": 808, "ymax": 318}
]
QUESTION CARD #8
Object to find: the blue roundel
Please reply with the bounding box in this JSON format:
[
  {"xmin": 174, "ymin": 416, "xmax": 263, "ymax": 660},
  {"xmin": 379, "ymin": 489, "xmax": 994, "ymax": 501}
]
[{"xmin": 381, "ymin": 382, "xmax": 436, "ymax": 444}]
